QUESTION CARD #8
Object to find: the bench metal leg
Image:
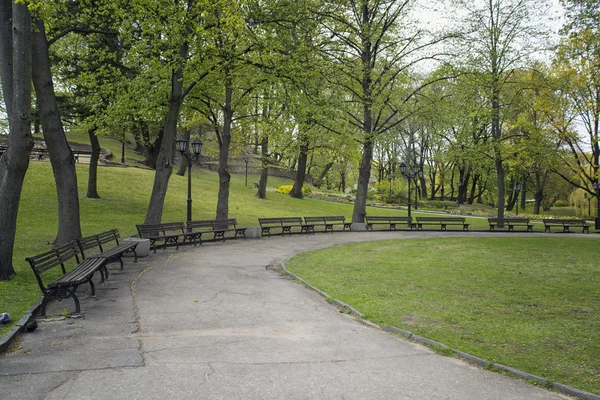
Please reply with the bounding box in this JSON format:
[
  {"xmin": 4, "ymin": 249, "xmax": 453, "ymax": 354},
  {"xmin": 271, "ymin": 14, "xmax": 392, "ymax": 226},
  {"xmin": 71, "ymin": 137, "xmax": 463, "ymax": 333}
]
[{"xmin": 41, "ymin": 286, "xmax": 82, "ymax": 318}]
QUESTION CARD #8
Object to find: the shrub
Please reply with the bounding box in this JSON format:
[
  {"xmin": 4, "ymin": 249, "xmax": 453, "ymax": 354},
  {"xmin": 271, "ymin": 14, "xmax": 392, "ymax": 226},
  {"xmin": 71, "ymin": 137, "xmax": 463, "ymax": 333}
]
[{"xmin": 275, "ymin": 184, "xmax": 312, "ymax": 195}]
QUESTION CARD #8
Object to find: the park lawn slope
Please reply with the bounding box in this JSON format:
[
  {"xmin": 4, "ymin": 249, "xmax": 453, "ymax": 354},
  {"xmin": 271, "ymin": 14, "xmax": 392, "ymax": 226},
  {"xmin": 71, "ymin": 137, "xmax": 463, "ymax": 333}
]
[{"xmin": 285, "ymin": 237, "xmax": 600, "ymax": 394}]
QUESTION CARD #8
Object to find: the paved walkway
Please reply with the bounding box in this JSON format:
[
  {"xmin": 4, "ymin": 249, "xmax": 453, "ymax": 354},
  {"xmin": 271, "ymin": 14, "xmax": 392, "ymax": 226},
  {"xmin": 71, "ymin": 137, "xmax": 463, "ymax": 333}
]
[{"xmin": 0, "ymin": 231, "xmax": 585, "ymax": 399}]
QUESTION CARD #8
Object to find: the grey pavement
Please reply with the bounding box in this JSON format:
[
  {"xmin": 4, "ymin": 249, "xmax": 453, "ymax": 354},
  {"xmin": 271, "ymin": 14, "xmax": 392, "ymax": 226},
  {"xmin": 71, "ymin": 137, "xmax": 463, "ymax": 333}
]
[{"xmin": 0, "ymin": 231, "xmax": 588, "ymax": 399}]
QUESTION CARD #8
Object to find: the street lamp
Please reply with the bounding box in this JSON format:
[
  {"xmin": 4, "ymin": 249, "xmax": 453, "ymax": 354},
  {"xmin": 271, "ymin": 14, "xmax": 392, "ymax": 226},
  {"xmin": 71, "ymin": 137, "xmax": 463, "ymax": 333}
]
[
  {"xmin": 400, "ymin": 161, "xmax": 420, "ymax": 223},
  {"xmin": 176, "ymin": 136, "xmax": 202, "ymax": 224},
  {"xmin": 514, "ymin": 184, "xmax": 521, "ymax": 215},
  {"xmin": 244, "ymin": 155, "xmax": 249, "ymax": 187},
  {"xmin": 593, "ymin": 182, "xmax": 600, "ymax": 229}
]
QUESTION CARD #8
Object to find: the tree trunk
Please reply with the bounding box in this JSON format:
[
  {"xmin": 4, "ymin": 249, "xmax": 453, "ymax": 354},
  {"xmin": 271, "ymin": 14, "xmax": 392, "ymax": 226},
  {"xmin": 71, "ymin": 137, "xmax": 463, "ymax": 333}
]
[
  {"xmin": 176, "ymin": 128, "xmax": 191, "ymax": 176},
  {"xmin": 491, "ymin": 84, "xmax": 505, "ymax": 220},
  {"xmin": 419, "ymin": 175, "xmax": 427, "ymax": 198},
  {"xmin": 31, "ymin": 19, "xmax": 82, "ymax": 245},
  {"xmin": 216, "ymin": 85, "xmax": 233, "ymax": 220},
  {"xmin": 290, "ymin": 131, "xmax": 309, "ymax": 199},
  {"xmin": 143, "ymin": 132, "xmax": 162, "ymax": 169},
  {"xmin": 314, "ymin": 161, "xmax": 333, "ymax": 188},
  {"xmin": 0, "ymin": 1, "xmax": 32, "ymax": 280},
  {"xmin": 520, "ymin": 178, "xmax": 527, "ymax": 210},
  {"xmin": 256, "ymin": 135, "xmax": 269, "ymax": 199},
  {"xmin": 352, "ymin": 137, "xmax": 373, "ymax": 223},
  {"xmin": 87, "ymin": 128, "xmax": 101, "ymax": 198},
  {"xmin": 144, "ymin": 43, "xmax": 188, "ymax": 224},
  {"xmin": 0, "ymin": 0, "xmax": 12, "ymax": 119}
]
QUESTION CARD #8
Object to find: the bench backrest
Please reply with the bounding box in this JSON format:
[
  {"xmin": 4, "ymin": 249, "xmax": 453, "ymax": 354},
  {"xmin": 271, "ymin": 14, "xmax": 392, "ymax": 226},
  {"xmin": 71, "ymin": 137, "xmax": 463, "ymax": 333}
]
[
  {"xmin": 366, "ymin": 216, "xmax": 411, "ymax": 222},
  {"xmin": 304, "ymin": 216, "xmax": 325, "ymax": 224},
  {"xmin": 323, "ymin": 216, "xmax": 346, "ymax": 223},
  {"xmin": 78, "ymin": 229, "xmax": 120, "ymax": 256},
  {"xmin": 26, "ymin": 240, "xmax": 82, "ymax": 291},
  {"xmin": 417, "ymin": 216, "xmax": 465, "ymax": 222},
  {"xmin": 213, "ymin": 219, "xmax": 237, "ymax": 230},
  {"xmin": 543, "ymin": 219, "xmax": 588, "ymax": 225},
  {"xmin": 488, "ymin": 218, "xmax": 530, "ymax": 224},
  {"xmin": 258, "ymin": 217, "xmax": 283, "ymax": 226},
  {"xmin": 136, "ymin": 222, "xmax": 185, "ymax": 237},
  {"xmin": 259, "ymin": 217, "xmax": 303, "ymax": 226},
  {"xmin": 187, "ymin": 220, "xmax": 215, "ymax": 231},
  {"xmin": 280, "ymin": 217, "xmax": 303, "ymax": 225}
]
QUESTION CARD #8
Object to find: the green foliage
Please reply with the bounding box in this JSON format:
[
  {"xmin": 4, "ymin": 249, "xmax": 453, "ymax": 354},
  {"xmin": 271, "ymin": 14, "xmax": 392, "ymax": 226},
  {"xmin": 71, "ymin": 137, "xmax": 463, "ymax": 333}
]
[
  {"xmin": 286, "ymin": 238, "xmax": 600, "ymax": 394},
  {"xmin": 275, "ymin": 184, "xmax": 311, "ymax": 195}
]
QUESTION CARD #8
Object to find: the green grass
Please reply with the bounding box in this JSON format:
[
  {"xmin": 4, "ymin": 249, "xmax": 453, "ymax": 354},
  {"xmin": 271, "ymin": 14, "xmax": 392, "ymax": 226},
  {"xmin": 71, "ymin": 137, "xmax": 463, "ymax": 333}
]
[{"xmin": 285, "ymin": 238, "xmax": 600, "ymax": 394}]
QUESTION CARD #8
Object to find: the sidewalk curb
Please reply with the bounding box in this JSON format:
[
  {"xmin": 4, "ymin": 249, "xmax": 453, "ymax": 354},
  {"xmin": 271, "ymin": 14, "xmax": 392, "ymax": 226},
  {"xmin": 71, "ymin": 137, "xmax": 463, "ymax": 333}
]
[
  {"xmin": 278, "ymin": 261, "xmax": 600, "ymax": 400},
  {"xmin": 0, "ymin": 298, "xmax": 42, "ymax": 354}
]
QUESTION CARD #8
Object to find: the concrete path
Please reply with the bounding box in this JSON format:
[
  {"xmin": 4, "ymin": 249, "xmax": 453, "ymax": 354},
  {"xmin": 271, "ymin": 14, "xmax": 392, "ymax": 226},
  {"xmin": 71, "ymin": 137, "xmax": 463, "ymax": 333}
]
[{"xmin": 0, "ymin": 232, "xmax": 583, "ymax": 399}]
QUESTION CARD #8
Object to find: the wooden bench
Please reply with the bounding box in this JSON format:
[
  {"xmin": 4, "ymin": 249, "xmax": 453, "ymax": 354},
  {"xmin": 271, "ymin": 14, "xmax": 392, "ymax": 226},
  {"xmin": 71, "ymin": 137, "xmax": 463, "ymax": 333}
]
[
  {"xmin": 543, "ymin": 219, "xmax": 590, "ymax": 233},
  {"xmin": 258, "ymin": 217, "xmax": 313, "ymax": 237},
  {"xmin": 26, "ymin": 240, "xmax": 108, "ymax": 317},
  {"xmin": 304, "ymin": 216, "xmax": 352, "ymax": 232},
  {"xmin": 78, "ymin": 229, "xmax": 139, "ymax": 271},
  {"xmin": 416, "ymin": 216, "xmax": 469, "ymax": 231},
  {"xmin": 185, "ymin": 219, "xmax": 247, "ymax": 245},
  {"xmin": 136, "ymin": 222, "xmax": 185, "ymax": 252},
  {"xmin": 365, "ymin": 216, "xmax": 413, "ymax": 231},
  {"xmin": 488, "ymin": 218, "xmax": 533, "ymax": 232}
]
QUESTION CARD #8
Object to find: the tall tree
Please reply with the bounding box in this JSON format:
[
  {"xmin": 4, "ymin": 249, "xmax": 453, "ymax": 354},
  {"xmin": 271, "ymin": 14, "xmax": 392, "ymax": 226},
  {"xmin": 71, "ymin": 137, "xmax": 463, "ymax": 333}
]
[
  {"xmin": 456, "ymin": 0, "xmax": 549, "ymax": 219},
  {"xmin": 551, "ymin": 11, "xmax": 600, "ymax": 209},
  {"xmin": 0, "ymin": 0, "xmax": 33, "ymax": 279},
  {"xmin": 316, "ymin": 0, "xmax": 446, "ymax": 223},
  {"xmin": 31, "ymin": 18, "xmax": 82, "ymax": 244}
]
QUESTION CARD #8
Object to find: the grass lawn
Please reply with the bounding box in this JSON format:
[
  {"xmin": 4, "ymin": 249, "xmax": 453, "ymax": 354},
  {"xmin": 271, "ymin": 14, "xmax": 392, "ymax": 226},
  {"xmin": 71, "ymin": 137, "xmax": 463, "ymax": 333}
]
[{"xmin": 285, "ymin": 237, "xmax": 600, "ymax": 394}]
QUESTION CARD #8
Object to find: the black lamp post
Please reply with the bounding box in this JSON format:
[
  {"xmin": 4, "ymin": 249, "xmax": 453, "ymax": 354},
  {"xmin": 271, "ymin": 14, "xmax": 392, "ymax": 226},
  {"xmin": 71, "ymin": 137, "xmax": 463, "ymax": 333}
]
[
  {"xmin": 514, "ymin": 184, "xmax": 521, "ymax": 215},
  {"xmin": 244, "ymin": 155, "xmax": 249, "ymax": 187},
  {"xmin": 400, "ymin": 161, "xmax": 419, "ymax": 223},
  {"xmin": 593, "ymin": 182, "xmax": 600, "ymax": 229},
  {"xmin": 176, "ymin": 136, "xmax": 202, "ymax": 224}
]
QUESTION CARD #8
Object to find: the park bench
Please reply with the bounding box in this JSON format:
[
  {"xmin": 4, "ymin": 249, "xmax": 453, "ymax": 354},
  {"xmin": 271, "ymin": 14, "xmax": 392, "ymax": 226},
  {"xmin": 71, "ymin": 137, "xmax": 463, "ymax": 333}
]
[
  {"xmin": 415, "ymin": 216, "xmax": 469, "ymax": 231},
  {"xmin": 365, "ymin": 216, "xmax": 413, "ymax": 231},
  {"xmin": 258, "ymin": 217, "xmax": 313, "ymax": 237},
  {"xmin": 78, "ymin": 229, "xmax": 139, "ymax": 272},
  {"xmin": 136, "ymin": 222, "xmax": 186, "ymax": 252},
  {"xmin": 185, "ymin": 219, "xmax": 247, "ymax": 245},
  {"xmin": 542, "ymin": 219, "xmax": 590, "ymax": 233},
  {"xmin": 26, "ymin": 240, "xmax": 108, "ymax": 317},
  {"xmin": 488, "ymin": 218, "xmax": 533, "ymax": 232},
  {"xmin": 303, "ymin": 216, "xmax": 352, "ymax": 232}
]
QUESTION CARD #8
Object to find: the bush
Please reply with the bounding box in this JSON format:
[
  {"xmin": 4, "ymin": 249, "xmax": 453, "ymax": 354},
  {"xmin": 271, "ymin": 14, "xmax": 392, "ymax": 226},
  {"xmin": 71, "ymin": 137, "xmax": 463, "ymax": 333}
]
[{"xmin": 275, "ymin": 184, "xmax": 312, "ymax": 195}]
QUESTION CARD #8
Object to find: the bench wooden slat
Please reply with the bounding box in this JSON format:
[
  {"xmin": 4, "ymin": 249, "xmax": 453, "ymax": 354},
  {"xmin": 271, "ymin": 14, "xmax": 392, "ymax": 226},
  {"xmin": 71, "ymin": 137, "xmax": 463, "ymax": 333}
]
[
  {"xmin": 365, "ymin": 216, "xmax": 412, "ymax": 231},
  {"xmin": 259, "ymin": 217, "xmax": 312, "ymax": 237},
  {"xmin": 415, "ymin": 217, "xmax": 469, "ymax": 231},
  {"xmin": 303, "ymin": 216, "xmax": 351, "ymax": 232},
  {"xmin": 542, "ymin": 219, "xmax": 590, "ymax": 233},
  {"xmin": 136, "ymin": 222, "xmax": 185, "ymax": 252},
  {"xmin": 488, "ymin": 218, "xmax": 532, "ymax": 232}
]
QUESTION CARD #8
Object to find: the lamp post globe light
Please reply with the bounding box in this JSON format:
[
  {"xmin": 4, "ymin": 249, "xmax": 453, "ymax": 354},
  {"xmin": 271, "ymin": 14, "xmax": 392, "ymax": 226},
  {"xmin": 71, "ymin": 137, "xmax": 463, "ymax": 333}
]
[
  {"xmin": 593, "ymin": 181, "xmax": 600, "ymax": 229},
  {"xmin": 176, "ymin": 136, "xmax": 203, "ymax": 224}
]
